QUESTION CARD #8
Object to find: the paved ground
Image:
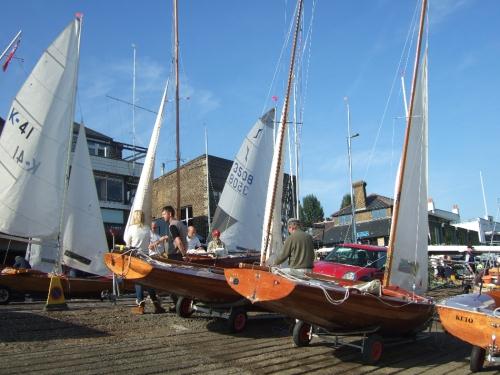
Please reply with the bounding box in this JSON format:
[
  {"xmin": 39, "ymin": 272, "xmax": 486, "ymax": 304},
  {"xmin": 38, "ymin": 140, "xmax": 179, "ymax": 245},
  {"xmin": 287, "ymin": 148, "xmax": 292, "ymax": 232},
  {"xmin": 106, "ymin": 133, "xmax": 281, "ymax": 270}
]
[{"xmin": 1, "ymin": 288, "xmax": 499, "ymax": 374}]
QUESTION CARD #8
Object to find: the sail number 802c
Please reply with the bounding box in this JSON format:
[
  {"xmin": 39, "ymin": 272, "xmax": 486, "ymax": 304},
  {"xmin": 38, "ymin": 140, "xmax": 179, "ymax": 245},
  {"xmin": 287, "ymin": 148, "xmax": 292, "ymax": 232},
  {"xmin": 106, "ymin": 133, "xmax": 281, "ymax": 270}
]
[{"xmin": 227, "ymin": 161, "xmax": 253, "ymax": 196}]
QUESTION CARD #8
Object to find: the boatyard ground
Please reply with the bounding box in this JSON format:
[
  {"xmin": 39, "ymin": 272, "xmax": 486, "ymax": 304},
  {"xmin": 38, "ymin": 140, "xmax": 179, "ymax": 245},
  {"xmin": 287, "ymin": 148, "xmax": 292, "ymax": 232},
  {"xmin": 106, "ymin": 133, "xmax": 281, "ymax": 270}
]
[{"xmin": 1, "ymin": 288, "xmax": 499, "ymax": 375}]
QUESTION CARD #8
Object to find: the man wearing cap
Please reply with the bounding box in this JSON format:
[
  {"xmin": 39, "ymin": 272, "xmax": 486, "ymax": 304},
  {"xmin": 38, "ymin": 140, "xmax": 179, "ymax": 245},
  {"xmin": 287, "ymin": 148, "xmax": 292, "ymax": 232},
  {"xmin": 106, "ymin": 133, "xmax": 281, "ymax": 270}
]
[
  {"xmin": 268, "ymin": 218, "xmax": 315, "ymax": 274},
  {"xmin": 207, "ymin": 229, "xmax": 225, "ymax": 251}
]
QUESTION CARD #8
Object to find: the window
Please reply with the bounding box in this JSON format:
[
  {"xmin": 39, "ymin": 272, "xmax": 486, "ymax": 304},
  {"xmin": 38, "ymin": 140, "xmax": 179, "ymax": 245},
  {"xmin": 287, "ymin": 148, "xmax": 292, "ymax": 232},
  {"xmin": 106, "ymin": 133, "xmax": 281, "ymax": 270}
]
[
  {"xmin": 101, "ymin": 208, "xmax": 124, "ymax": 224},
  {"xmin": 371, "ymin": 209, "xmax": 387, "ymax": 219},
  {"xmin": 180, "ymin": 206, "xmax": 193, "ymax": 225},
  {"xmin": 95, "ymin": 175, "xmax": 124, "ymax": 203},
  {"xmin": 88, "ymin": 141, "xmax": 109, "ymax": 157},
  {"xmin": 213, "ymin": 191, "xmax": 222, "ymax": 206},
  {"xmin": 338, "ymin": 215, "xmax": 352, "ymax": 225}
]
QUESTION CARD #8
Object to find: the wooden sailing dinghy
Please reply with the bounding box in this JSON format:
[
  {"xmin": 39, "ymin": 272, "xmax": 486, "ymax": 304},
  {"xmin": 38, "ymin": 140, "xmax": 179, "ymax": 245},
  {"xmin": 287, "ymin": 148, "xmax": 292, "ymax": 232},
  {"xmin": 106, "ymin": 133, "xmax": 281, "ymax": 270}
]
[
  {"xmin": 225, "ymin": 0, "xmax": 434, "ymax": 361},
  {"xmin": 437, "ymin": 290, "xmax": 500, "ymax": 372}
]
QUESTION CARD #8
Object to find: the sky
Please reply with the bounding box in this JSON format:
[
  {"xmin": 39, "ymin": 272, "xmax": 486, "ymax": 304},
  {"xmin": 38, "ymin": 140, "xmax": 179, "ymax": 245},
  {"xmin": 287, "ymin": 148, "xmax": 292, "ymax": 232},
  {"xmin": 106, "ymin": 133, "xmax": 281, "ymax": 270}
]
[{"xmin": 0, "ymin": 0, "xmax": 498, "ymax": 222}]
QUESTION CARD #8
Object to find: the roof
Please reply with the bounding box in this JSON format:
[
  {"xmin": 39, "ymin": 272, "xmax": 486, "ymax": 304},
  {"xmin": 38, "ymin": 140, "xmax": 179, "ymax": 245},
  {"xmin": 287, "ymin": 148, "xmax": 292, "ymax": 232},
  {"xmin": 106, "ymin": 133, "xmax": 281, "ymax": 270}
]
[
  {"xmin": 73, "ymin": 122, "xmax": 113, "ymax": 142},
  {"xmin": 332, "ymin": 194, "xmax": 394, "ymax": 217},
  {"xmin": 322, "ymin": 217, "xmax": 392, "ymax": 245}
]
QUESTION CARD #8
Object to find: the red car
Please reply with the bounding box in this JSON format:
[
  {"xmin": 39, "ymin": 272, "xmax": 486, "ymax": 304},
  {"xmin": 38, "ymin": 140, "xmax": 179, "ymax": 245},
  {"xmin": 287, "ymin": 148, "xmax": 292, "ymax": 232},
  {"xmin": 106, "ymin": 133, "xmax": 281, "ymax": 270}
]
[{"xmin": 313, "ymin": 243, "xmax": 387, "ymax": 282}]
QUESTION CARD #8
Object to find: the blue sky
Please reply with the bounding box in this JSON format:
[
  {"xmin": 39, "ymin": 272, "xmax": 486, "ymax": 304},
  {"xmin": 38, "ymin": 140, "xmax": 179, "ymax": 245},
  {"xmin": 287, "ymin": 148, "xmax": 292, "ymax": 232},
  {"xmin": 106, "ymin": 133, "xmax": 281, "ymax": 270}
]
[{"xmin": 1, "ymin": 0, "xmax": 498, "ymax": 222}]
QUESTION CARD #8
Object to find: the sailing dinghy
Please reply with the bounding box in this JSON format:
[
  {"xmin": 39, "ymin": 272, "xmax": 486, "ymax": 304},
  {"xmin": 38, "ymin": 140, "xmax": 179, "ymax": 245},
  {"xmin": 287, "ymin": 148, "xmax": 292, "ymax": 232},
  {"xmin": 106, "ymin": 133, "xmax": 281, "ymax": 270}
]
[
  {"xmin": 0, "ymin": 16, "xmax": 129, "ymax": 303},
  {"xmin": 225, "ymin": 0, "xmax": 434, "ymax": 363}
]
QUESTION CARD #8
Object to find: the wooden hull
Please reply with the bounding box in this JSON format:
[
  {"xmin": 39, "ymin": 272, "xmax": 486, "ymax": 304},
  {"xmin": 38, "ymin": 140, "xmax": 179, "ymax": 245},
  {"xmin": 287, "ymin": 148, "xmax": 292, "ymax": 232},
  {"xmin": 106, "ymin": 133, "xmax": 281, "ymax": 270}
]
[
  {"xmin": 104, "ymin": 253, "xmax": 244, "ymax": 305},
  {"xmin": 224, "ymin": 266, "xmax": 434, "ymax": 336},
  {"xmin": 437, "ymin": 290, "xmax": 500, "ymax": 350},
  {"xmin": 0, "ymin": 267, "xmax": 131, "ymax": 299},
  {"xmin": 184, "ymin": 253, "xmax": 260, "ymax": 268}
]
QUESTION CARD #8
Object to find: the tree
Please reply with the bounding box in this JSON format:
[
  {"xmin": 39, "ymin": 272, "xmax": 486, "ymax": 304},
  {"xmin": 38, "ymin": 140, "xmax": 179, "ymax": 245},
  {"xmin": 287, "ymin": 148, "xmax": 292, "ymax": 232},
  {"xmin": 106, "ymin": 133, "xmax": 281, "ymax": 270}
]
[
  {"xmin": 340, "ymin": 194, "xmax": 351, "ymax": 209},
  {"xmin": 299, "ymin": 194, "xmax": 324, "ymax": 227}
]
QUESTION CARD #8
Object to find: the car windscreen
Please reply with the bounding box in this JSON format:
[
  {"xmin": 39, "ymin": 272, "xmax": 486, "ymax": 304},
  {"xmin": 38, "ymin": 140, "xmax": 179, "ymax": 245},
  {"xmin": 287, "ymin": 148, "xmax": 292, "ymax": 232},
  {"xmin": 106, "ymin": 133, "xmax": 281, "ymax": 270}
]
[{"xmin": 324, "ymin": 247, "xmax": 386, "ymax": 269}]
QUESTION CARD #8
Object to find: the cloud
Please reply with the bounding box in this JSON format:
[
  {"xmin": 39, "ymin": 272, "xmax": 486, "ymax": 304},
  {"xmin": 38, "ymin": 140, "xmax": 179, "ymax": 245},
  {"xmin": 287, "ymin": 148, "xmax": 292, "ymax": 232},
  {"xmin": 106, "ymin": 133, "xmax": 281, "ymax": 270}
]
[{"xmin": 429, "ymin": 0, "xmax": 473, "ymax": 25}]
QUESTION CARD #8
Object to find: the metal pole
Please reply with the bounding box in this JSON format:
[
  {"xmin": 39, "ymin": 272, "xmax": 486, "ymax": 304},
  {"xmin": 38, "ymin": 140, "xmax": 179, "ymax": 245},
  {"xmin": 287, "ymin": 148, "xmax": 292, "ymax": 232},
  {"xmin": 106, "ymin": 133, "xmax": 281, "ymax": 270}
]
[
  {"xmin": 205, "ymin": 127, "xmax": 211, "ymax": 233},
  {"xmin": 345, "ymin": 97, "xmax": 358, "ymax": 243},
  {"xmin": 480, "ymin": 171, "xmax": 489, "ymax": 220},
  {"xmin": 401, "ymin": 74, "xmax": 409, "ymax": 118},
  {"xmin": 132, "ymin": 44, "xmax": 136, "ymax": 176},
  {"xmin": 174, "ymin": 0, "xmax": 181, "ymax": 216},
  {"xmin": 0, "ymin": 30, "xmax": 21, "ymax": 62}
]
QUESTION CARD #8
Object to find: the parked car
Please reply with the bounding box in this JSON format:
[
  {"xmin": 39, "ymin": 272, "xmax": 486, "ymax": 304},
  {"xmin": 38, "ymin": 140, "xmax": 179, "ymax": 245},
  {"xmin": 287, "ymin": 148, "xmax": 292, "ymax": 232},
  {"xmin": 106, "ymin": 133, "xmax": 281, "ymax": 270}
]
[{"xmin": 313, "ymin": 243, "xmax": 387, "ymax": 281}]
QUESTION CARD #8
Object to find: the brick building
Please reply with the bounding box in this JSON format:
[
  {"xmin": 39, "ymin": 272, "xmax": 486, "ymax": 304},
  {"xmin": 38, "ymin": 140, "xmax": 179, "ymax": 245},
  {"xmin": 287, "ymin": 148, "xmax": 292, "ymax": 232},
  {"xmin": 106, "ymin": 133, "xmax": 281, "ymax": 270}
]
[{"xmin": 152, "ymin": 154, "xmax": 296, "ymax": 240}]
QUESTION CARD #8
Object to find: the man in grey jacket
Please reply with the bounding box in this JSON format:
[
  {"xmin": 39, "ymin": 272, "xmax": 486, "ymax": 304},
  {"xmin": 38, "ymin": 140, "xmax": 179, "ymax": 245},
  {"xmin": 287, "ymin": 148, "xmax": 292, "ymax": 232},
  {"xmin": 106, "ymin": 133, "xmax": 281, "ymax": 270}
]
[{"xmin": 269, "ymin": 218, "xmax": 315, "ymax": 274}]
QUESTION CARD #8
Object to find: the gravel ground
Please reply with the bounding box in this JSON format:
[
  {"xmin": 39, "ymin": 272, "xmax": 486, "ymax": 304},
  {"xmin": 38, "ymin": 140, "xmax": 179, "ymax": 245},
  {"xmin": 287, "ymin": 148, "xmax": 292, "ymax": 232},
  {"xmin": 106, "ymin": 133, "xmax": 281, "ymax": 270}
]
[{"xmin": 0, "ymin": 287, "xmax": 499, "ymax": 374}]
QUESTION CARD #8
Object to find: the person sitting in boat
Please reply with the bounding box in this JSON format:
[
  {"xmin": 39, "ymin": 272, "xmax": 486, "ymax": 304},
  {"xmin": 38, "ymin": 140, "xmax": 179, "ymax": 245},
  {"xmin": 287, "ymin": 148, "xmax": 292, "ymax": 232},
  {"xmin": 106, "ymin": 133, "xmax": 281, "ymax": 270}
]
[
  {"xmin": 186, "ymin": 225, "xmax": 202, "ymax": 251},
  {"xmin": 13, "ymin": 256, "xmax": 31, "ymax": 269},
  {"xmin": 148, "ymin": 221, "xmax": 165, "ymax": 257},
  {"xmin": 207, "ymin": 229, "xmax": 225, "ymax": 252},
  {"xmin": 126, "ymin": 210, "xmax": 165, "ymax": 315},
  {"xmin": 160, "ymin": 205, "xmax": 188, "ymax": 261},
  {"xmin": 267, "ymin": 218, "xmax": 315, "ymax": 275}
]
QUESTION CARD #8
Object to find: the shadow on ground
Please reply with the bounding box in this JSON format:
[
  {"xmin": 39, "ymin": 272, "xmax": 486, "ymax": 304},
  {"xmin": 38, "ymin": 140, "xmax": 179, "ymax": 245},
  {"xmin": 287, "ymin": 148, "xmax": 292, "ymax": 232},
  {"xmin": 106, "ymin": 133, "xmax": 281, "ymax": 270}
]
[
  {"xmin": 0, "ymin": 310, "xmax": 108, "ymax": 342},
  {"xmin": 205, "ymin": 315, "xmax": 292, "ymax": 338}
]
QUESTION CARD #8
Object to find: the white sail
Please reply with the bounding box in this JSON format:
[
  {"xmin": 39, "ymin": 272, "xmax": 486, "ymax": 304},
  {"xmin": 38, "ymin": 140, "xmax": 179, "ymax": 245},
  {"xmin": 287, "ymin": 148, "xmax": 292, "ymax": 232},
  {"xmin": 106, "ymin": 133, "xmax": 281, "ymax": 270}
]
[
  {"xmin": 0, "ymin": 19, "xmax": 81, "ymax": 238},
  {"xmin": 211, "ymin": 109, "xmax": 275, "ymax": 251},
  {"xmin": 261, "ymin": 107, "xmax": 288, "ymax": 262},
  {"xmin": 388, "ymin": 53, "xmax": 429, "ymax": 294},
  {"xmin": 123, "ymin": 80, "xmax": 169, "ymax": 240},
  {"xmin": 26, "ymin": 239, "xmax": 58, "ymax": 273},
  {"xmin": 60, "ymin": 124, "xmax": 109, "ymax": 275}
]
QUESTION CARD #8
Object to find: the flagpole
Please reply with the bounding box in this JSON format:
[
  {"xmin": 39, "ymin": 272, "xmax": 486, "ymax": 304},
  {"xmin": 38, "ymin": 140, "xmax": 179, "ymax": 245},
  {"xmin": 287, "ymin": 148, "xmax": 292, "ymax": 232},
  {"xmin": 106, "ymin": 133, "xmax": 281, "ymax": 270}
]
[{"xmin": 0, "ymin": 30, "xmax": 21, "ymax": 62}]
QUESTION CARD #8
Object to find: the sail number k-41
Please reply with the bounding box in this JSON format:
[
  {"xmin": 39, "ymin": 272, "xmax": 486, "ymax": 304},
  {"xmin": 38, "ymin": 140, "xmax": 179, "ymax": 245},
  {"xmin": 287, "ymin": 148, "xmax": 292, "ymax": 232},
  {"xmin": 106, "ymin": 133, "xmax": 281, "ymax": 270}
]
[
  {"xmin": 9, "ymin": 109, "xmax": 35, "ymax": 139},
  {"xmin": 228, "ymin": 161, "xmax": 254, "ymax": 196}
]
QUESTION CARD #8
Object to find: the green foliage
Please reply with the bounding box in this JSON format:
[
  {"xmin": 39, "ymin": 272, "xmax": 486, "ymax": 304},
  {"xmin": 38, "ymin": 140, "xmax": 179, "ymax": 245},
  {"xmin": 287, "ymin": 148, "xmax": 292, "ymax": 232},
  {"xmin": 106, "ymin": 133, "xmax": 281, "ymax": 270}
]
[
  {"xmin": 299, "ymin": 194, "xmax": 324, "ymax": 227},
  {"xmin": 340, "ymin": 194, "xmax": 351, "ymax": 209}
]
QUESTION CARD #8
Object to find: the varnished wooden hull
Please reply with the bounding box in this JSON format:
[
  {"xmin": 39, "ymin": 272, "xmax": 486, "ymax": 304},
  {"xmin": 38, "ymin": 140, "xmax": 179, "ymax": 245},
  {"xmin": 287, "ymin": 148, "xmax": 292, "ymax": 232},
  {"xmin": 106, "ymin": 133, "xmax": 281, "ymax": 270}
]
[
  {"xmin": 224, "ymin": 266, "xmax": 434, "ymax": 336},
  {"xmin": 437, "ymin": 291, "xmax": 500, "ymax": 350},
  {"xmin": 184, "ymin": 253, "xmax": 260, "ymax": 268},
  {"xmin": 104, "ymin": 253, "xmax": 244, "ymax": 305},
  {"xmin": 0, "ymin": 267, "xmax": 131, "ymax": 299}
]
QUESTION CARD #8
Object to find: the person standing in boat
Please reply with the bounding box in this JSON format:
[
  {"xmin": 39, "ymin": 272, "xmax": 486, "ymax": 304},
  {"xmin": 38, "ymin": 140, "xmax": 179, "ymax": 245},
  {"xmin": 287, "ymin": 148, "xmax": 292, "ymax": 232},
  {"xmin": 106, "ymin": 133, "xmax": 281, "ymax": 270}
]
[
  {"xmin": 267, "ymin": 218, "xmax": 315, "ymax": 275},
  {"xmin": 207, "ymin": 229, "xmax": 225, "ymax": 251},
  {"xmin": 126, "ymin": 210, "xmax": 165, "ymax": 314},
  {"xmin": 160, "ymin": 205, "xmax": 188, "ymax": 261},
  {"xmin": 186, "ymin": 225, "xmax": 202, "ymax": 251},
  {"xmin": 148, "ymin": 221, "xmax": 165, "ymax": 257}
]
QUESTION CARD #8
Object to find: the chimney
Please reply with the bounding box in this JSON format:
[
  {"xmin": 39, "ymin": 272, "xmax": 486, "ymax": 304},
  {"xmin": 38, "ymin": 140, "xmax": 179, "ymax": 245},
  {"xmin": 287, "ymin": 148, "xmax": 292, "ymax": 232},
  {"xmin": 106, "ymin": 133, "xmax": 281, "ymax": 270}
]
[
  {"xmin": 352, "ymin": 181, "xmax": 367, "ymax": 210},
  {"xmin": 427, "ymin": 198, "xmax": 435, "ymax": 212},
  {"xmin": 452, "ymin": 204, "xmax": 460, "ymax": 216}
]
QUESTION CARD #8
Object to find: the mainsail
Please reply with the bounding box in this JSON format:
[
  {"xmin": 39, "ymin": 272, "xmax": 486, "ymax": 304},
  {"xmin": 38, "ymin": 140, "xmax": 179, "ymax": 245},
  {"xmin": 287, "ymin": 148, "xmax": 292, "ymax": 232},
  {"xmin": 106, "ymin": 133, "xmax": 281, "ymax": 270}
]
[
  {"xmin": 0, "ymin": 18, "xmax": 81, "ymax": 238},
  {"xmin": 387, "ymin": 53, "xmax": 429, "ymax": 294},
  {"xmin": 61, "ymin": 124, "xmax": 109, "ymax": 276},
  {"xmin": 211, "ymin": 109, "xmax": 275, "ymax": 251},
  {"xmin": 123, "ymin": 80, "xmax": 169, "ymax": 240}
]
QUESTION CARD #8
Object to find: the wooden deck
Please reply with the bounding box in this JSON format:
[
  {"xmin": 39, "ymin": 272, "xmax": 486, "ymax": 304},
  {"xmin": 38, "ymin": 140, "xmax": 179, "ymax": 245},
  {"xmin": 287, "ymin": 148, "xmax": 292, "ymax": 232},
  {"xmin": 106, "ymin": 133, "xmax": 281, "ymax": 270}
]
[{"xmin": 1, "ymin": 293, "xmax": 499, "ymax": 374}]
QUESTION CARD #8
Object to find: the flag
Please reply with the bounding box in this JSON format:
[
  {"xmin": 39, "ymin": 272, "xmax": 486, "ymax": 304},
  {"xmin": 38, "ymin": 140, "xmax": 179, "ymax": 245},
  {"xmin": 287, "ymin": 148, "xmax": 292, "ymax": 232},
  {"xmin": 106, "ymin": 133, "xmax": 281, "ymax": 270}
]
[{"xmin": 2, "ymin": 38, "xmax": 20, "ymax": 72}]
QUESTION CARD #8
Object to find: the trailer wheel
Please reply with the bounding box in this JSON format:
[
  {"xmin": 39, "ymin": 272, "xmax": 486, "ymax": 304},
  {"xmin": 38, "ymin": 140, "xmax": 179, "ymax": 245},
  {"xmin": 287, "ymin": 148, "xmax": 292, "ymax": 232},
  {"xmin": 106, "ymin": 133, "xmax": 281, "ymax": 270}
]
[
  {"xmin": 0, "ymin": 286, "xmax": 10, "ymax": 305},
  {"xmin": 292, "ymin": 320, "xmax": 312, "ymax": 347},
  {"xmin": 175, "ymin": 297, "xmax": 194, "ymax": 318},
  {"xmin": 470, "ymin": 345, "xmax": 485, "ymax": 372},
  {"xmin": 362, "ymin": 334, "xmax": 384, "ymax": 364},
  {"xmin": 228, "ymin": 307, "xmax": 247, "ymax": 333}
]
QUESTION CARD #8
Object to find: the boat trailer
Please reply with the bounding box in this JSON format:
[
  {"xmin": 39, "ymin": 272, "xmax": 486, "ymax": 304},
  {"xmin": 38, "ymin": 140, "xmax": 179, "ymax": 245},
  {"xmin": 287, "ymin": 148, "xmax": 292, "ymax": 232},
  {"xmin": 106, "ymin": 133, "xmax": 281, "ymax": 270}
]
[{"xmin": 292, "ymin": 319, "xmax": 434, "ymax": 364}]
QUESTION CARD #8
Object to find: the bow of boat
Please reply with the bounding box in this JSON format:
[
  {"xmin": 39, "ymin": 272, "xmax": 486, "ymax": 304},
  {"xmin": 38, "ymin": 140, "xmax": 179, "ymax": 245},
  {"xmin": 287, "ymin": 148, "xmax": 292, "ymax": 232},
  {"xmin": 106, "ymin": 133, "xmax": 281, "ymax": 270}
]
[{"xmin": 104, "ymin": 253, "xmax": 153, "ymax": 280}]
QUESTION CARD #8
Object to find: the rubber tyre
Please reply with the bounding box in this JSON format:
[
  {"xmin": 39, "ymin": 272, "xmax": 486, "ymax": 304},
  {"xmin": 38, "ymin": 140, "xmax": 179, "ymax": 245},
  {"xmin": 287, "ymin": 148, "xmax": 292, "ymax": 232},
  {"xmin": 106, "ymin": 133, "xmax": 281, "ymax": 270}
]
[
  {"xmin": 362, "ymin": 335, "xmax": 384, "ymax": 365},
  {"xmin": 292, "ymin": 320, "xmax": 312, "ymax": 347},
  {"xmin": 175, "ymin": 297, "xmax": 194, "ymax": 318},
  {"xmin": 470, "ymin": 345, "xmax": 485, "ymax": 372},
  {"xmin": 228, "ymin": 307, "xmax": 247, "ymax": 333},
  {"xmin": 0, "ymin": 286, "xmax": 10, "ymax": 305}
]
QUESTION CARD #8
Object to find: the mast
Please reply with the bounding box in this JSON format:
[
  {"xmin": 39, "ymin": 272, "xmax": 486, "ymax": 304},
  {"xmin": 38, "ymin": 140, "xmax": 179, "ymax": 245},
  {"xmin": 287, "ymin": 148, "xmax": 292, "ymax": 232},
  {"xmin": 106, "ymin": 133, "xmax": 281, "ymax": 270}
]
[
  {"xmin": 345, "ymin": 97, "xmax": 359, "ymax": 243},
  {"xmin": 132, "ymin": 43, "xmax": 136, "ymax": 175},
  {"xmin": 293, "ymin": 78, "xmax": 300, "ymax": 219},
  {"xmin": 383, "ymin": 0, "xmax": 427, "ymax": 287},
  {"xmin": 205, "ymin": 127, "xmax": 211, "ymax": 233},
  {"xmin": 401, "ymin": 74, "xmax": 409, "ymax": 118},
  {"xmin": 174, "ymin": 0, "xmax": 181, "ymax": 216},
  {"xmin": 480, "ymin": 171, "xmax": 489, "ymax": 219},
  {"xmin": 0, "ymin": 30, "xmax": 22, "ymax": 62},
  {"xmin": 261, "ymin": 0, "xmax": 304, "ymax": 264},
  {"xmin": 55, "ymin": 14, "xmax": 83, "ymax": 274}
]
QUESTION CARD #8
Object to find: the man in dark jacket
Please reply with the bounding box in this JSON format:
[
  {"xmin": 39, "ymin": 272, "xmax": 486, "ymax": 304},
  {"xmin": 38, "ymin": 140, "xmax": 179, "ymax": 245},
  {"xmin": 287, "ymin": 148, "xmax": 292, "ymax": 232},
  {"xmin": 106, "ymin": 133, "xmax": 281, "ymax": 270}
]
[{"xmin": 269, "ymin": 218, "xmax": 315, "ymax": 273}]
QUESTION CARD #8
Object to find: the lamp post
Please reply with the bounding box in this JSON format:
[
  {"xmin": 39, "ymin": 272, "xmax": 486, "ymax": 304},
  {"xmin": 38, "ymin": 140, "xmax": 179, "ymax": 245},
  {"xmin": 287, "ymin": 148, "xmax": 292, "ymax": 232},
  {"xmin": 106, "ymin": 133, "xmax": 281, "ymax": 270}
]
[{"xmin": 345, "ymin": 97, "xmax": 359, "ymax": 243}]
